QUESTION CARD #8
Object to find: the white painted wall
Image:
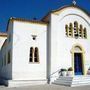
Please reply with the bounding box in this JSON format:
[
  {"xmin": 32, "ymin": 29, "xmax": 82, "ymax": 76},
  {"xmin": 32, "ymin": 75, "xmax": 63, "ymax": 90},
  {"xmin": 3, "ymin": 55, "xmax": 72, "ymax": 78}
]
[
  {"xmin": 12, "ymin": 21, "xmax": 47, "ymax": 80},
  {"xmin": 49, "ymin": 7, "xmax": 90, "ymax": 81}
]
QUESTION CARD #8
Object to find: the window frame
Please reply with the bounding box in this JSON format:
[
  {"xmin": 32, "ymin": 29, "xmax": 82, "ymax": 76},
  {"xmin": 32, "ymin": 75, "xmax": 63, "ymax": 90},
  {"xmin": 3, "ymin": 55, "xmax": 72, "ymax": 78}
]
[{"xmin": 29, "ymin": 47, "xmax": 39, "ymax": 63}]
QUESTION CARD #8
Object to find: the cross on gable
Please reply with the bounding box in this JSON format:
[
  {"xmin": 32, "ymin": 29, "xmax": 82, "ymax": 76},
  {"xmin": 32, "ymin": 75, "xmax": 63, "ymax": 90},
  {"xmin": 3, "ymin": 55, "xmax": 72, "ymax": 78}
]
[{"xmin": 72, "ymin": 0, "xmax": 76, "ymax": 5}]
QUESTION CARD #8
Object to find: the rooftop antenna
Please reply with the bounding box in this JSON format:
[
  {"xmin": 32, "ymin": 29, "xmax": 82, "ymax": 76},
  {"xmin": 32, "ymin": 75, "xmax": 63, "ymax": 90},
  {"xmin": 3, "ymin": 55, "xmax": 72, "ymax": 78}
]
[{"xmin": 72, "ymin": 0, "xmax": 76, "ymax": 5}]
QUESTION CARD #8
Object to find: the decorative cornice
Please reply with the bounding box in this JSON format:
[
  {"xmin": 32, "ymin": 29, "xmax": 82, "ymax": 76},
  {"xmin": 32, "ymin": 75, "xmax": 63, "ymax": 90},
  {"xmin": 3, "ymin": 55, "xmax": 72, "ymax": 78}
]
[
  {"xmin": 52, "ymin": 5, "xmax": 90, "ymax": 16},
  {"xmin": 41, "ymin": 5, "xmax": 90, "ymax": 22}
]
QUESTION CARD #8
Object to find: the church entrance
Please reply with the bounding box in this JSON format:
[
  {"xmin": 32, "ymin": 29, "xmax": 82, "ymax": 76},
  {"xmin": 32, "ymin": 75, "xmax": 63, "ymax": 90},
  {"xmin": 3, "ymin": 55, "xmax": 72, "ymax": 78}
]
[
  {"xmin": 74, "ymin": 53, "xmax": 83, "ymax": 75},
  {"xmin": 71, "ymin": 44, "xmax": 86, "ymax": 75}
]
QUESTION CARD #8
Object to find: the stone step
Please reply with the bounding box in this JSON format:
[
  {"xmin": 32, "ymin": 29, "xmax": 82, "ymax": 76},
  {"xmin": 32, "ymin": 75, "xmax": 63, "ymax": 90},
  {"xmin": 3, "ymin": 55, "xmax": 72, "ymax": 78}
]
[
  {"xmin": 73, "ymin": 76, "xmax": 90, "ymax": 79},
  {"xmin": 52, "ymin": 76, "xmax": 90, "ymax": 87},
  {"xmin": 57, "ymin": 76, "xmax": 90, "ymax": 81},
  {"xmin": 2, "ymin": 79, "xmax": 47, "ymax": 87},
  {"xmin": 52, "ymin": 81, "xmax": 71, "ymax": 86},
  {"xmin": 57, "ymin": 77, "xmax": 73, "ymax": 81},
  {"xmin": 72, "ymin": 81, "xmax": 90, "ymax": 87}
]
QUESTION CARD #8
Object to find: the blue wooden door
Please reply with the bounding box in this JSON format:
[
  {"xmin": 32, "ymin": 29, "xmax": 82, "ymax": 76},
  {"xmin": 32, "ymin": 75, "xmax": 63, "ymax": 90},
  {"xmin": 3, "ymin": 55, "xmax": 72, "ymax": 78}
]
[{"xmin": 74, "ymin": 53, "xmax": 83, "ymax": 75}]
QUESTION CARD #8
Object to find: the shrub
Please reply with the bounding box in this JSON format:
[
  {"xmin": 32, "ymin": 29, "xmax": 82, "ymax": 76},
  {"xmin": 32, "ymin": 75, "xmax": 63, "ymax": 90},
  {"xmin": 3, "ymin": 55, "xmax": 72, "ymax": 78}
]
[
  {"xmin": 68, "ymin": 67, "xmax": 73, "ymax": 71},
  {"xmin": 60, "ymin": 68, "xmax": 67, "ymax": 71}
]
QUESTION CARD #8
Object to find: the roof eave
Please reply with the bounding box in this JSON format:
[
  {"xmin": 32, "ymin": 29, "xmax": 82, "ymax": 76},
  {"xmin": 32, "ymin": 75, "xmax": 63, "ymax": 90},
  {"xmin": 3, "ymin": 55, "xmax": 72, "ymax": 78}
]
[{"xmin": 41, "ymin": 5, "xmax": 90, "ymax": 22}]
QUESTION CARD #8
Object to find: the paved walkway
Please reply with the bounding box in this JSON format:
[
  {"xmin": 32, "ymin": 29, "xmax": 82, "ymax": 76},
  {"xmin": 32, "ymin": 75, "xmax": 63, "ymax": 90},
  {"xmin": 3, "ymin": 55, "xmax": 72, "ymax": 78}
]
[{"xmin": 0, "ymin": 84, "xmax": 90, "ymax": 90}]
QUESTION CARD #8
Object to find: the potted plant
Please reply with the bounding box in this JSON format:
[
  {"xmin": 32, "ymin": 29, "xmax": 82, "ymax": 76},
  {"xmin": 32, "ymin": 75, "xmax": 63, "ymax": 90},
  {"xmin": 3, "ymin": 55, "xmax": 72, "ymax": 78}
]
[
  {"xmin": 67, "ymin": 67, "xmax": 73, "ymax": 76},
  {"xmin": 87, "ymin": 67, "xmax": 90, "ymax": 75},
  {"xmin": 59, "ymin": 68, "xmax": 67, "ymax": 76}
]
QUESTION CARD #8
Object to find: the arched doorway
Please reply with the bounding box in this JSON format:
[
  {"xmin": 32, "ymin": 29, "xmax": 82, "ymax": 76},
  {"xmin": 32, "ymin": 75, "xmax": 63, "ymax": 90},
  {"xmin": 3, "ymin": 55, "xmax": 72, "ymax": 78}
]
[{"xmin": 71, "ymin": 44, "xmax": 86, "ymax": 75}]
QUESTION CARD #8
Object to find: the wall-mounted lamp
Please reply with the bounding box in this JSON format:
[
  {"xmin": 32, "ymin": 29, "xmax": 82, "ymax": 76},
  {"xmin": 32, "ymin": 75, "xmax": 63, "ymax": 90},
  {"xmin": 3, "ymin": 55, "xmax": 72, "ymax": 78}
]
[{"xmin": 31, "ymin": 35, "xmax": 37, "ymax": 40}]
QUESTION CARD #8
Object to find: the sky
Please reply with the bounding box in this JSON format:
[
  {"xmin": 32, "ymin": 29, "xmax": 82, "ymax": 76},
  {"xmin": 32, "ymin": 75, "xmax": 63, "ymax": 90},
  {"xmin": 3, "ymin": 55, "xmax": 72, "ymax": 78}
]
[{"xmin": 0, "ymin": 0, "xmax": 90, "ymax": 32}]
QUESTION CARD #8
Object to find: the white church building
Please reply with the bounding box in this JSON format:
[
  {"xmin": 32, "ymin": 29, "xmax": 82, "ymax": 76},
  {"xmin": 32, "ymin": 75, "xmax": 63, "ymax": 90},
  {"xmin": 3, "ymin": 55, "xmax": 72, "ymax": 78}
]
[{"xmin": 0, "ymin": 3, "xmax": 90, "ymax": 87}]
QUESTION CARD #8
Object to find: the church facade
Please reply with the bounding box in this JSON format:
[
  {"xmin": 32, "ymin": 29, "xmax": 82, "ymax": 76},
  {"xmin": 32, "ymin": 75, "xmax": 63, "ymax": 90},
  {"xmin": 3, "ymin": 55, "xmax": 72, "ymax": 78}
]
[{"xmin": 0, "ymin": 5, "xmax": 90, "ymax": 87}]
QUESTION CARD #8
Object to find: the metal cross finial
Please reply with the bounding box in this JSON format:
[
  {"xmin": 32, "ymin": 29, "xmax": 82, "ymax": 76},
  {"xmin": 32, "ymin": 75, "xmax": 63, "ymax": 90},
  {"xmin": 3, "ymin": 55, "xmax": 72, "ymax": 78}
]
[{"xmin": 72, "ymin": 0, "xmax": 76, "ymax": 5}]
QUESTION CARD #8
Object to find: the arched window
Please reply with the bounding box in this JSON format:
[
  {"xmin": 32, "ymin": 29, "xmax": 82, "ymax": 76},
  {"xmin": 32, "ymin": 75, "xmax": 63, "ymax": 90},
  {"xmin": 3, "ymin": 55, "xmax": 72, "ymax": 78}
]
[
  {"xmin": 69, "ymin": 23, "xmax": 73, "ymax": 37},
  {"xmin": 29, "ymin": 47, "xmax": 34, "ymax": 62},
  {"xmin": 75, "ymin": 21, "xmax": 78, "ymax": 32},
  {"xmin": 83, "ymin": 28, "xmax": 87, "ymax": 38},
  {"xmin": 74, "ymin": 21, "xmax": 78, "ymax": 38},
  {"xmin": 65, "ymin": 21, "xmax": 87, "ymax": 39},
  {"xmin": 65, "ymin": 25, "xmax": 68, "ymax": 36},
  {"xmin": 34, "ymin": 47, "xmax": 39, "ymax": 62},
  {"xmin": 29, "ymin": 47, "xmax": 39, "ymax": 63},
  {"xmin": 79, "ymin": 24, "xmax": 83, "ymax": 38}
]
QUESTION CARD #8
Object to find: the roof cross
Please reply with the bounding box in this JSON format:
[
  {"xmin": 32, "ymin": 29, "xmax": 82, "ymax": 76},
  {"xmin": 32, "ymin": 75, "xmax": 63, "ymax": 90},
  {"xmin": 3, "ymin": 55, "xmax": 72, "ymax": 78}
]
[{"xmin": 72, "ymin": 0, "xmax": 76, "ymax": 5}]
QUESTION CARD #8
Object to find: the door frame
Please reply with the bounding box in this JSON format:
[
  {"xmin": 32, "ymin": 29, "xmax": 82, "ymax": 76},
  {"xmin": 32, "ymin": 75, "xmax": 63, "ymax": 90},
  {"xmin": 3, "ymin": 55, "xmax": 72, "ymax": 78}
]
[
  {"xmin": 71, "ymin": 44, "xmax": 86, "ymax": 75},
  {"xmin": 74, "ymin": 53, "xmax": 83, "ymax": 75}
]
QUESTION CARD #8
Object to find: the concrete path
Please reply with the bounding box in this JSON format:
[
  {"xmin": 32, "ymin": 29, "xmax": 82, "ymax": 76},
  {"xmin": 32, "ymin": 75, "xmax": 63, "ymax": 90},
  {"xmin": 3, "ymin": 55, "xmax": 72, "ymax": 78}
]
[{"xmin": 0, "ymin": 84, "xmax": 90, "ymax": 90}]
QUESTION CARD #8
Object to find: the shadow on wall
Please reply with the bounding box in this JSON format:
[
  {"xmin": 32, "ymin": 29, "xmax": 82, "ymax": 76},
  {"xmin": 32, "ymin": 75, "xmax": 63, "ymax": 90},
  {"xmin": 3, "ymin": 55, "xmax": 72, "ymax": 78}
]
[{"xmin": 0, "ymin": 38, "xmax": 13, "ymax": 86}]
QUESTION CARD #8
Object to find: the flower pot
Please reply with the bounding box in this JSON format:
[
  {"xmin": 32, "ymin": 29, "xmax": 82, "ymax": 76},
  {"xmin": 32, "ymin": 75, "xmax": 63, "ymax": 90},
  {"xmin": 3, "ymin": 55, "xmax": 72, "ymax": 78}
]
[
  {"xmin": 61, "ymin": 71, "xmax": 67, "ymax": 76},
  {"xmin": 87, "ymin": 70, "xmax": 90, "ymax": 75},
  {"xmin": 67, "ymin": 71, "xmax": 73, "ymax": 76}
]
